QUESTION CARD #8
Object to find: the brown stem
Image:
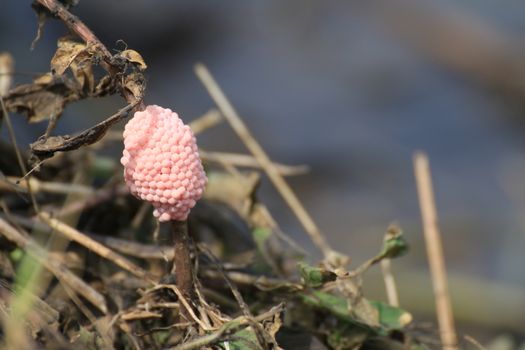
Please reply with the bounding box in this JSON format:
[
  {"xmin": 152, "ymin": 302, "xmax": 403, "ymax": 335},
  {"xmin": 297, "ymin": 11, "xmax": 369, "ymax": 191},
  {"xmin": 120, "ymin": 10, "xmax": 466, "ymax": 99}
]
[{"xmin": 171, "ymin": 220, "xmax": 195, "ymax": 320}]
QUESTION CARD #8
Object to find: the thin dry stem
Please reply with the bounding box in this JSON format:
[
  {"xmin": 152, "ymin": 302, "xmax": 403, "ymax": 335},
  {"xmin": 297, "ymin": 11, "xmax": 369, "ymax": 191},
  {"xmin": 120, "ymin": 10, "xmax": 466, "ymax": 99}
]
[
  {"xmin": 169, "ymin": 303, "xmax": 284, "ymax": 350},
  {"xmin": 194, "ymin": 63, "xmax": 341, "ymax": 264},
  {"xmin": 0, "ymin": 176, "xmax": 93, "ymax": 195},
  {"xmin": 380, "ymin": 259, "xmax": 399, "ymax": 307},
  {"xmin": 200, "ymin": 150, "xmax": 309, "ymax": 176},
  {"xmin": 148, "ymin": 284, "xmax": 210, "ymax": 331},
  {"xmin": 0, "ymin": 96, "xmax": 39, "ymax": 213},
  {"xmin": 188, "ymin": 109, "xmax": 223, "ymax": 134},
  {"xmin": 0, "ymin": 218, "xmax": 107, "ymax": 313},
  {"xmin": 413, "ymin": 152, "xmax": 458, "ymax": 350},
  {"xmin": 464, "ymin": 335, "xmax": 487, "ymax": 350},
  {"xmin": 39, "ymin": 212, "xmax": 153, "ymax": 282}
]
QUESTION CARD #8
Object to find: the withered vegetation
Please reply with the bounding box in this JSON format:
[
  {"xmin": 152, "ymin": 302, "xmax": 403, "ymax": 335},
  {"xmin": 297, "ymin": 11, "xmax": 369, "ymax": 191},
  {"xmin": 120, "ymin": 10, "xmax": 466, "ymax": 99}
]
[{"xmin": 0, "ymin": 1, "xmax": 434, "ymax": 349}]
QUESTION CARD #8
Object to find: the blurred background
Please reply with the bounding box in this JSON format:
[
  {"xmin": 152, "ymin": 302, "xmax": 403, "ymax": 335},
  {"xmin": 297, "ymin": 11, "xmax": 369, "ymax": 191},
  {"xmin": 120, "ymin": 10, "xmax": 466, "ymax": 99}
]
[{"xmin": 2, "ymin": 0, "xmax": 525, "ymax": 343}]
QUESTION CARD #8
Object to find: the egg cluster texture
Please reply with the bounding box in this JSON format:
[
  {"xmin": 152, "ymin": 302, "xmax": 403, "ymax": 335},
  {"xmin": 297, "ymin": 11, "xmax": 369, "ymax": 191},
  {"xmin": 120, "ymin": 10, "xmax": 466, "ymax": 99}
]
[{"xmin": 121, "ymin": 105, "xmax": 207, "ymax": 222}]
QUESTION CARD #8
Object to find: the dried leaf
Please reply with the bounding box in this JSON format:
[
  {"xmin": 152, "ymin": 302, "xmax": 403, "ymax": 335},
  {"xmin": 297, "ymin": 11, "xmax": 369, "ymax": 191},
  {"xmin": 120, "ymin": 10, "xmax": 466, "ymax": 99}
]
[
  {"xmin": 30, "ymin": 102, "xmax": 137, "ymax": 159},
  {"xmin": 50, "ymin": 37, "xmax": 88, "ymax": 76},
  {"xmin": 70, "ymin": 59, "xmax": 95, "ymax": 93},
  {"xmin": 3, "ymin": 73, "xmax": 77, "ymax": 123},
  {"xmin": 6, "ymin": 89, "xmax": 65, "ymax": 124},
  {"xmin": 122, "ymin": 72, "xmax": 146, "ymax": 102},
  {"xmin": 93, "ymin": 75, "xmax": 116, "ymax": 97},
  {"xmin": 120, "ymin": 49, "xmax": 147, "ymax": 70}
]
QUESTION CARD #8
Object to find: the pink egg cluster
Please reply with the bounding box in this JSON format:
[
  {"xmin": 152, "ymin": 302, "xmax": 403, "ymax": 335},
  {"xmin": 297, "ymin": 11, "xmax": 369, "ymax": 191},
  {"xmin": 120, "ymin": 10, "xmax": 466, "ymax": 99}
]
[{"xmin": 121, "ymin": 105, "xmax": 207, "ymax": 222}]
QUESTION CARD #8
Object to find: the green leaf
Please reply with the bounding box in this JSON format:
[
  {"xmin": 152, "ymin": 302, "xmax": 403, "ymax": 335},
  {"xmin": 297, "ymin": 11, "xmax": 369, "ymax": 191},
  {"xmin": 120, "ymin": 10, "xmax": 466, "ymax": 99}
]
[
  {"xmin": 300, "ymin": 291, "xmax": 373, "ymax": 331},
  {"xmin": 252, "ymin": 227, "xmax": 271, "ymax": 254},
  {"xmin": 9, "ymin": 248, "xmax": 24, "ymax": 263},
  {"xmin": 380, "ymin": 226, "xmax": 408, "ymax": 259},
  {"xmin": 327, "ymin": 322, "xmax": 369, "ymax": 350},
  {"xmin": 298, "ymin": 263, "xmax": 336, "ymax": 288},
  {"xmin": 227, "ymin": 327, "xmax": 264, "ymax": 350},
  {"xmin": 368, "ymin": 300, "xmax": 412, "ymax": 329}
]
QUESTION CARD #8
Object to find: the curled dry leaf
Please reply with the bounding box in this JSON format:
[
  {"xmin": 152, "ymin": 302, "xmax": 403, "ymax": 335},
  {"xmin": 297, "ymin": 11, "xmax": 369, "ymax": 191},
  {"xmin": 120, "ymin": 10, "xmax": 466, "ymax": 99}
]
[
  {"xmin": 50, "ymin": 37, "xmax": 89, "ymax": 75},
  {"xmin": 3, "ymin": 73, "xmax": 72, "ymax": 123},
  {"xmin": 122, "ymin": 72, "xmax": 146, "ymax": 102},
  {"xmin": 120, "ymin": 49, "xmax": 147, "ymax": 70},
  {"xmin": 51, "ymin": 37, "xmax": 97, "ymax": 94},
  {"xmin": 30, "ymin": 102, "xmax": 137, "ymax": 160}
]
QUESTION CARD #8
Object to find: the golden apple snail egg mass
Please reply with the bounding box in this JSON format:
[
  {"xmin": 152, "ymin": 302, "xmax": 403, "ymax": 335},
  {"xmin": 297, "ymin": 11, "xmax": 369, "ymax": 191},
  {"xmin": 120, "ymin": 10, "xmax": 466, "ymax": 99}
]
[{"xmin": 121, "ymin": 105, "xmax": 207, "ymax": 222}]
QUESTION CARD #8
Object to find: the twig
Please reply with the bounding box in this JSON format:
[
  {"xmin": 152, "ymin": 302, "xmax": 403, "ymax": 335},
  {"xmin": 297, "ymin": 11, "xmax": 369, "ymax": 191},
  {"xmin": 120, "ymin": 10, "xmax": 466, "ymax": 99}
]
[
  {"xmin": 200, "ymin": 269, "xmax": 298, "ymax": 290},
  {"xmin": 199, "ymin": 245, "xmax": 270, "ymax": 348},
  {"xmin": 171, "ymin": 221, "xmax": 195, "ymax": 320},
  {"xmin": 200, "ymin": 150, "xmax": 309, "ymax": 176},
  {"xmin": 130, "ymin": 202, "xmax": 150, "ymax": 230},
  {"xmin": 87, "ymin": 232, "xmax": 172, "ymax": 260},
  {"xmin": 464, "ymin": 335, "xmax": 487, "ymax": 350},
  {"xmin": 0, "ymin": 176, "xmax": 93, "ymax": 195},
  {"xmin": 188, "ymin": 109, "xmax": 223, "ymax": 135},
  {"xmin": 38, "ymin": 212, "xmax": 154, "ymax": 282},
  {"xmin": 147, "ymin": 284, "xmax": 210, "ymax": 331},
  {"xmin": 380, "ymin": 259, "xmax": 399, "ymax": 307},
  {"xmin": 194, "ymin": 63, "xmax": 342, "ymax": 265},
  {"xmin": 102, "ymin": 108, "xmax": 223, "ymax": 144},
  {"xmin": 0, "ymin": 218, "xmax": 107, "ymax": 313},
  {"xmin": 0, "ymin": 96, "xmax": 39, "ymax": 213},
  {"xmin": 413, "ymin": 152, "xmax": 458, "ymax": 350},
  {"xmin": 57, "ymin": 184, "xmax": 128, "ymax": 217},
  {"xmin": 170, "ymin": 303, "xmax": 284, "ymax": 350}
]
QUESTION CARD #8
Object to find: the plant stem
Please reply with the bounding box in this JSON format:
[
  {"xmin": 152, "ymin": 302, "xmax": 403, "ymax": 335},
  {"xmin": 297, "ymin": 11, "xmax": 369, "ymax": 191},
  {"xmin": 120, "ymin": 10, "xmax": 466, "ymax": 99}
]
[
  {"xmin": 171, "ymin": 220, "xmax": 194, "ymax": 319},
  {"xmin": 413, "ymin": 152, "xmax": 458, "ymax": 350}
]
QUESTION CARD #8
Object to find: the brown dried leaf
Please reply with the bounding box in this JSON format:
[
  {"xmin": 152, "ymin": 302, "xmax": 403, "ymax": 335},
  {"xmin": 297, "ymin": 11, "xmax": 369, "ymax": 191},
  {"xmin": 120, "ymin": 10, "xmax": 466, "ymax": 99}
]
[
  {"xmin": 94, "ymin": 75, "xmax": 116, "ymax": 97},
  {"xmin": 30, "ymin": 102, "xmax": 137, "ymax": 160},
  {"xmin": 7, "ymin": 90, "xmax": 65, "ymax": 124},
  {"xmin": 122, "ymin": 72, "xmax": 146, "ymax": 102},
  {"xmin": 3, "ymin": 73, "xmax": 74, "ymax": 123},
  {"xmin": 51, "ymin": 37, "xmax": 88, "ymax": 76},
  {"xmin": 120, "ymin": 49, "xmax": 147, "ymax": 70},
  {"xmin": 70, "ymin": 59, "xmax": 95, "ymax": 93}
]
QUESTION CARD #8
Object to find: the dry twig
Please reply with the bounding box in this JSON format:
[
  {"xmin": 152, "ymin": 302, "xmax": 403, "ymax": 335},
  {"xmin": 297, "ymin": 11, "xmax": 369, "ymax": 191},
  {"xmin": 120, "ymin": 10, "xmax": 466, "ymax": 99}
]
[
  {"xmin": 0, "ymin": 218, "xmax": 108, "ymax": 313},
  {"xmin": 413, "ymin": 152, "xmax": 458, "ymax": 350},
  {"xmin": 194, "ymin": 63, "xmax": 344, "ymax": 266},
  {"xmin": 380, "ymin": 259, "xmax": 399, "ymax": 307},
  {"xmin": 38, "ymin": 212, "xmax": 153, "ymax": 282},
  {"xmin": 200, "ymin": 150, "xmax": 309, "ymax": 176}
]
